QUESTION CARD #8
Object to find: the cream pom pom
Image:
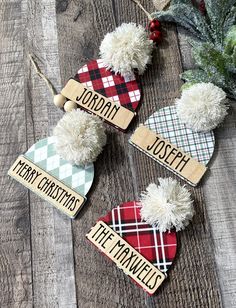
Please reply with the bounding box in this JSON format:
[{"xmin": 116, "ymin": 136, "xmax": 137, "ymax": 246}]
[
  {"xmin": 140, "ymin": 178, "xmax": 194, "ymax": 232},
  {"xmin": 53, "ymin": 109, "xmax": 106, "ymax": 165},
  {"xmin": 176, "ymin": 82, "xmax": 228, "ymax": 132},
  {"xmin": 99, "ymin": 23, "xmax": 153, "ymax": 78}
]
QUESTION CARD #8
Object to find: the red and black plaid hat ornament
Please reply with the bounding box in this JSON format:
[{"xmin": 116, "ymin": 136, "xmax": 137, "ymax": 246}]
[
  {"xmin": 52, "ymin": 2, "xmax": 164, "ymax": 131},
  {"xmin": 86, "ymin": 178, "xmax": 194, "ymax": 295}
]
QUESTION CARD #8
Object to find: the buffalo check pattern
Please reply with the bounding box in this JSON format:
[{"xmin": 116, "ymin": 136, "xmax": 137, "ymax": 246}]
[
  {"xmin": 74, "ymin": 59, "xmax": 141, "ymax": 111},
  {"xmin": 99, "ymin": 201, "xmax": 177, "ymax": 273},
  {"xmin": 25, "ymin": 137, "xmax": 94, "ymax": 196},
  {"xmin": 145, "ymin": 105, "xmax": 215, "ymax": 165}
]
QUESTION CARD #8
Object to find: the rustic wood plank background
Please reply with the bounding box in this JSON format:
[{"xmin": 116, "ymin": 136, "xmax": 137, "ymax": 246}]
[{"xmin": 0, "ymin": 0, "xmax": 235, "ymax": 307}]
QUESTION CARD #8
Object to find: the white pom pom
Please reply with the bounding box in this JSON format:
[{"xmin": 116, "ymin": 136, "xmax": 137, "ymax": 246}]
[
  {"xmin": 99, "ymin": 23, "xmax": 153, "ymax": 78},
  {"xmin": 140, "ymin": 178, "xmax": 194, "ymax": 232},
  {"xmin": 53, "ymin": 109, "xmax": 106, "ymax": 165},
  {"xmin": 176, "ymin": 82, "xmax": 228, "ymax": 132}
]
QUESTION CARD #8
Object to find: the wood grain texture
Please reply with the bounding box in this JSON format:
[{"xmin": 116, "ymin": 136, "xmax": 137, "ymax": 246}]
[
  {"xmin": 178, "ymin": 26, "xmax": 236, "ymax": 308},
  {"xmin": 56, "ymin": 0, "xmax": 222, "ymax": 307},
  {"xmin": 22, "ymin": 1, "xmax": 77, "ymax": 307},
  {"xmin": 0, "ymin": 0, "xmax": 77, "ymax": 307},
  {"xmin": 0, "ymin": 1, "xmax": 33, "ymax": 307},
  {"xmin": 1, "ymin": 0, "xmax": 233, "ymax": 307}
]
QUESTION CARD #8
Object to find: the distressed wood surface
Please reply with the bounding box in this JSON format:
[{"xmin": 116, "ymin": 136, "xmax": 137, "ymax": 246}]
[
  {"xmin": 1, "ymin": 0, "xmax": 235, "ymax": 307},
  {"xmin": 0, "ymin": 0, "xmax": 77, "ymax": 307},
  {"xmin": 178, "ymin": 27, "xmax": 236, "ymax": 308}
]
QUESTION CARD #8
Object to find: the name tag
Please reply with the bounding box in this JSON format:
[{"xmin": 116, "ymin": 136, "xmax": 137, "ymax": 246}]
[
  {"xmin": 61, "ymin": 79, "xmax": 135, "ymax": 131},
  {"xmin": 8, "ymin": 156, "xmax": 85, "ymax": 218},
  {"xmin": 86, "ymin": 221, "xmax": 165, "ymax": 295},
  {"xmin": 129, "ymin": 125, "xmax": 207, "ymax": 186}
]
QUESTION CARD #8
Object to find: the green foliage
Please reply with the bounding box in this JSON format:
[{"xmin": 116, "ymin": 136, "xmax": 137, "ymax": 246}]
[{"xmin": 152, "ymin": 0, "xmax": 236, "ymax": 99}]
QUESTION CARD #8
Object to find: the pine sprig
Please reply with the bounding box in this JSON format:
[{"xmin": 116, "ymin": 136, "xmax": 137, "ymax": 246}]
[{"xmin": 152, "ymin": 0, "xmax": 236, "ymax": 100}]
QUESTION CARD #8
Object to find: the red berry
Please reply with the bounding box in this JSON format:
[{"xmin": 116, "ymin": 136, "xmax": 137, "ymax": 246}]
[
  {"xmin": 149, "ymin": 19, "xmax": 161, "ymax": 32},
  {"xmin": 149, "ymin": 30, "xmax": 162, "ymax": 43},
  {"xmin": 199, "ymin": 0, "xmax": 206, "ymax": 15}
]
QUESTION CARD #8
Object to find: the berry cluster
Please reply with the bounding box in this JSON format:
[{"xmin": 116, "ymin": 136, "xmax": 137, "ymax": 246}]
[{"xmin": 148, "ymin": 19, "xmax": 162, "ymax": 44}]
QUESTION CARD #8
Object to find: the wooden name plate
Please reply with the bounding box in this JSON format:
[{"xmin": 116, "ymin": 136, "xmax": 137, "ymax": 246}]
[
  {"xmin": 61, "ymin": 79, "xmax": 135, "ymax": 131},
  {"xmin": 8, "ymin": 156, "xmax": 86, "ymax": 218},
  {"xmin": 129, "ymin": 125, "xmax": 207, "ymax": 186},
  {"xmin": 86, "ymin": 221, "xmax": 166, "ymax": 295}
]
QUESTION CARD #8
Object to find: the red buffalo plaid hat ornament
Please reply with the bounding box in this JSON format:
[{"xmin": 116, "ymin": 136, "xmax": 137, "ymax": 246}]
[
  {"xmin": 52, "ymin": 1, "xmax": 164, "ymax": 131},
  {"xmin": 86, "ymin": 178, "xmax": 194, "ymax": 295},
  {"xmin": 28, "ymin": 1, "xmax": 163, "ymax": 132}
]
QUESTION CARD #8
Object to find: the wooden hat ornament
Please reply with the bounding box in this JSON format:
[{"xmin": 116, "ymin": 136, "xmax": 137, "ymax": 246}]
[
  {"xmin": 55, "ymin": 2, "xmax": 165, "ymax": 131},
  {"xmin": 86, "ymin": 178, "xmax": 194, "ymax": 295},
  {"xmin": 8, "ymin": 132, "xmax": 97, "ymax": 218},
  {"xmin": 130, "ymin": 83, "xmax": 229, "ymax": 186},
  {"xmin": 8, "ymin": 63, "xmax": 107, "ymax": 217}
]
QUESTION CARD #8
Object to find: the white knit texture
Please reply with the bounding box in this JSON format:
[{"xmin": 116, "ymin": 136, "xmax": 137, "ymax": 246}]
[
  {"xmin": 140, "ymin": 178, "xmax": 194, "ymax": 232},
  {"xmin": 176, "ymin": 82, "xmax": 228, "ymax": 132},
  {"xmin": 99, "ymin": 23, "xmax": 153, "ymax": 78},
  {"xmin": 53, "ymin": 109, "xmax": 106, "ymax": 165}
]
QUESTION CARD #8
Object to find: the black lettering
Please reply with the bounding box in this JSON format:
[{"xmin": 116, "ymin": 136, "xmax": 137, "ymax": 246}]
[
  {"xmin": 96, "ymin": 227, "xmax": 110, "ymax": 243},
  {"xmin": 70, "ymin": 198, "xmax": 81, "ymax": 212},
  {"xmin": 141, "ymin": 268, "xmax": 153, "ymax": 284},
  {"xmin": 50, "ymin": 185, "xmax": 60, "ymax": 199},
  {"xmin": 163, "ymin": 147, "xmax": 177, "ymax": 164},
  {"xmin": 137, "ymin": 264, "xmax": 150, "ymax": 281},
  {"xmin": 153, "ymin": 140, "xmax": 165, "ymax": 155},
  {"xmin": 22, "ymin": 166, "xmax": 32, "ymax": 180},
  {"xmin": 13, "ymin": 159, "xmax": 25, "ymax": 173},
  {"xmin": 45, "ymin": 182, "xmax": 55, "ymax": 196},
  {"xmin": 101, "ymin": 233, "xmax": 115, "ymax": 249},
  {"xmin": 147, "ymin": 137, "xmax": 160, "ymax": 151},
  {"xmin": 25, "ymin": 168, "xmax": 35, "ymax": 182},
  {"xmin": 147, "ymin": 272, "xmax": 162, "ymax": 290},
  {"xmin": 42, "ymin": 178, "xmax": 53, "ymax": 193},
  {"xmin": 91, "ymin": 223, "xmax": 105, "ymax": 240},
  {"xmin": 176, "ymin": 155, "xmax": 190, "ymax": 172},
  {"xmin": 60, "ymin": 191, "xmax": 71, "ymax": 204},
  {"xmin": 93, "ymin": 97, "xmax": 105, "ymax": 111},
  {"xmin": 107, "ymin": 104, "xmax": 120, "ymax": 120},
  {"xmin": 170, "ymin": 151, "xmax": 183, "ymax": 166},
  {"xmin": 159, "ymin": 144, "xmax": 172, "ymax": 160},
  {"xmin": 76, "ymin": 87, "xmax": 87, "ymax": 102},
  {"xmin": 121, "ymin": 251, "xmax": 137, "ymax": 268},
  {"xmin": 18, "ymin": 164, "xmax": 29, "ymax": 177},
  {"xmin": 129, "ymin": 258, "xmax": 146, "ymax": 275},
  {"xmin": 109, "ymin": 240, "xmax": 125, "ymax": 255},
  {"xmin": 56, "ymin": 187, "xmax": 66, "ymax": 202},
  {"xmin": 101, "ymin": 101, "xmax": 112, "ymax": 117},
  {"xmin": 37, "ymin": 177, "xmax": 47, "ymax": 190},
  {"xmin": 116, "ymin": 247, "xmax": 130, "ymax": 263},
  {"xmin": 82, "ymin": 91, "xmax": 93, "ymax": 105},
  {"xmin": 65, "ymin": 196, "xmax": 75, "ymax": 210},
  {"xmin": 30, "ymin": 170, "xmax": 42, "ymax": 184}
]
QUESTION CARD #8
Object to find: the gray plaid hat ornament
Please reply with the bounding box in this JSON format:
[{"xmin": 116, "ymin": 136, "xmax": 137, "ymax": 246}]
[{"xmin": 130, "ymin": 105, "xmax": 215, "ymax": 186}]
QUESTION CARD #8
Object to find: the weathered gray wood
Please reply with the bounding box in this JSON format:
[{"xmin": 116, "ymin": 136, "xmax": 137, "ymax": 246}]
[
  {"xmin": 178, "ymin": 26, "xmax": 236, "ymax": 308},
  {"xmin": 22, "ymin": 1, "xmax": 77, "ymax": 307},
  {"xmin": 0, "ymin": 0, "xmax": 77, "ymax": 307},
  {"xmin": 0, "ymin": 1, "xmax": 33, "ymax": 307}
]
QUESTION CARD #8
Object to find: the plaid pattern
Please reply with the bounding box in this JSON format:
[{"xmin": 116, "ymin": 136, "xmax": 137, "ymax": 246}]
[
  {"xmin": 25, "ymin": 137, "xmax": 94, "ymax": 196},
  {"xmin": 99, "ymin": 201, "xmax": 177, "ymax": 273},
  {"xmin": 74, "ymin": 59, "xmax": 141, "ymax": 111},
  {"xmin": 145, "ymin": 106, "xmax": 215, "ymax": 165}
]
